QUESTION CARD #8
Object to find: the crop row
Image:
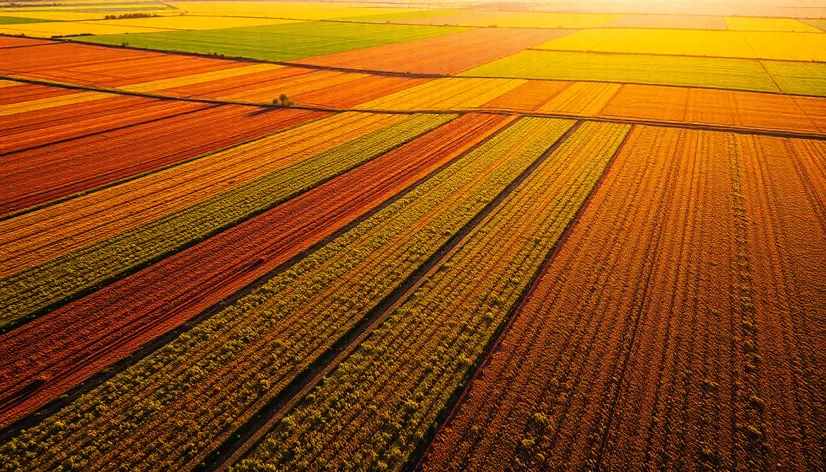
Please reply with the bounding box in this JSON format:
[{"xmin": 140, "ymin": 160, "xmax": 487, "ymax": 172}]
[
  {"xmin": 0, "ymin": 104, "xmax": 320, "ymax": 217},
  {"xmin": 0, "ymin": 112, "xmax": 491, "ymax": 430},
  {"xmin": 0, "ymin": 112, "xmax": 528, "ymax": 468},
  {"xmin": 234, "ymin": 121, "xmax": 632, "ymax": 471},
  {"xmin": 0, "ymin": 95, "xmax": 207, "ymax": 156},
  {"xmin": 0, "ymin": 112, "xmax": 397, "ymax": 277},
  {"xmin": 0, "ymin": 113, "xmax": 447, "ymax": 328},
  {"xmin": 422, "ymin": 126, "xmax": 826, "ymax": 471}
]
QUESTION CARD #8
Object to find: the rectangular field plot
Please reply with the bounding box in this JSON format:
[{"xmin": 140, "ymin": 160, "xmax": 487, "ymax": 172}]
[
  {"xmin": 724, "ymin": 16, "xmax": 822, "ymax": 32},
  {"xmin": 536, "ymin": 28, "xmax": 826, "ymax": 62},
  {"xmin": 78, "ymin": 21, "xmax": 468, "ymax": 61},
  {"xmin": 599, "ymin": 84, "xmax": 825, "ymax": 134},
  {"xmin": 92, "ymin": 15, "xmax": 299, "ymax": 31},
  {"xmin": 0, "ymin": 19, "xmax": 175, "ymax": 37},
  {"xmin": 291, "ymin": 27, "xmax": 574, "ymax": 75},
  {"xmin": 167, "ymin": 1, "xmax": 418, "ymax": 20},
  {"xmin": 0, "ymin": 15, "xmax": 49, "ymax": 24},
  {"xmin": 404, "ymin": 10, "xmax": 618, "ymax": 28},
  {"xmin": 0, "ymin": 103, "xmax": 321, "ymax": 216},
  {"xmin": 460, "ymin": 50, "xmax": 780, "ymax": 93},
  {"xmin": 355, "ymin": 77, "xmax": 526, "ymax": 110},
  {"xmin": 0, "ymin": 41, "xmax": 247, "ymax": 87},
  {"xmin": 422, "ymin": 125, "xmax": 826, "ymax": 472},
  {"xmin": 603, "ymin": 14, "xmax": 727, "ymax": 30},
  {"xmin": 761, "ymin": 60, "xmax": 826, "ymax": 97}
]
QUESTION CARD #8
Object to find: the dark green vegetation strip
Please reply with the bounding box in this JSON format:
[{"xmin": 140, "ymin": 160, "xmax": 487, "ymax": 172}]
[
  {"xmin": 0, "ymin": 16, "xmax": 52, "ymax": 24},
  {"xmin": 77, "ymin": 21, "xmax": 468, "ymax": 61},
  {"xmin": 234, "ymin": 121, "xmax": 632, "ymax": 472},
  {"xmin": 0, "ymin": 117, "xmax": 573, "ymax": 471},
  {"xmin": 0, "ymin": 113, "xmax": 452, "ymax": 330}
]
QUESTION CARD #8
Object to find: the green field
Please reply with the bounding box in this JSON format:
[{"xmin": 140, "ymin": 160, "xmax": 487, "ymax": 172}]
[
  {"xmin": 763, "ymin": 59, "xmax": 826, "ymax": 96},
  {"xmin": 79, "ymin": 21, "xmax": 468, "ymax": 61},
  {"xmin": 0, "ymin": 15, "xmax": 52, "ymax": 24},
  {"xmin": 459, "ymin": 50, "xmax": 781, "ymax": 93}
]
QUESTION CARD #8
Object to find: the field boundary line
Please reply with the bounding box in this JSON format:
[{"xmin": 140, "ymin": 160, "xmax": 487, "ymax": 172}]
[
  {"xmin": 3, "ymin": 74, "xmax": 826, "ymax": 141},
  {"xmin": 203, "ymin": 118, "xmax": 577, "ymax": 472},
  {"xmin": 407, "ymin": 123, "xmax": 634, "ymax": 472}
]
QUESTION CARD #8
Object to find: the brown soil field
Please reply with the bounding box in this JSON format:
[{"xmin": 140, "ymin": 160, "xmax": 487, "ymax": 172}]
[{"xmin": 422, "ymin": 125, "xmax": 826, "ymax": 471}]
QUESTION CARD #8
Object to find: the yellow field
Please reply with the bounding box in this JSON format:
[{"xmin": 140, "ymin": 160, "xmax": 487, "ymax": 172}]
[
  {"xmin": 724, "ymin": 17, "xmax": 822, "ymax": 32},
  {"xmin": 0, "ymin": 10, "xmax": 167, "ymax": 21},
  {"xmin": 537, "ymin": 28, "xmax": 826, "ymax": 61},
  {"xmin": 0, "ymin": 20, "xmax": 174, "ymax": 37},
  {"xmin": 0, "ymin": 91, "xmax": 109, "ymax": 117},
  {"xmin": 408, "ymin": 11, "xmax": 618, "ymax": 28},
  {"xmin": 118, "ymin": 63, "xmax": 282, "ymax": 93},
  {"xmin": 167, "ymin": 2, "xmax": 418, "ymax": 20},
  {"xmin": 355, "ymin": 78, "xmax": 525, "ymax": 110},
  {"xmin": 94, "ymin": 15, "xmax": 299, "ymax": 31},
  {"xmin": 536, "ymin": 82, "xmax": 621, "ymax": 115}
]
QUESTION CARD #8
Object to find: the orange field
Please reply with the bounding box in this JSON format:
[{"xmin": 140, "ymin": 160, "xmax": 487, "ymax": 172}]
[
  {"xmin": 422, "ymin": 125, "xmax": 826, "ymax": 471},
  {"xmin": 0, "ymin": 105, "xmax": 319, "ymax": 215},
  {"xmin": 291, "ymin": 28, "xmax": 574, "ymax": 75},
  {"xmin": 600, "ymin": 84, "xmax": 825, "ymax": 133}
]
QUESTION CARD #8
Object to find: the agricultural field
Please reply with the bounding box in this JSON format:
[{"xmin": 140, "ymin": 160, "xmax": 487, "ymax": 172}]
[{"xmin": 0, "ymin": 0, "xmax": 824, "ymax": 471}]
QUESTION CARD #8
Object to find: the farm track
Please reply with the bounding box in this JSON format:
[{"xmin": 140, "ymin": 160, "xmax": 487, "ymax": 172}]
[
  {"xmin": 0, "ymin": 113, "xmax": 459, "ymax": 430},
  {"xmin": 3, "ymin": 74, "xmax": 826, "ymax": 141},
  {"xmin": 419, "ymin": 126, "xmax": 826, "ymax": 471},
  {"xmin": 209, "ymin": 118, "xmax": 581, "ymax": 472},
  {"xmin": 0, "ymin": 114, "xmax": 534, "ymax": 470}
]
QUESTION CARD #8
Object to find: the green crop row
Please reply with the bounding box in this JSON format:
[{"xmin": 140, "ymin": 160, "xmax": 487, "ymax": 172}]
[
  {"xmin": 79, "ymin": 21, "xmax": 467, "ymax": 62},
  {"xmin": 0, "ymin": 113, "xmax": 453, "ymax": 329},
  {"xmin": 460, "ymin": 50, "xmax": 826, "ymax": 95},
  {"xmin": 0, "ymin": 117, "xmax": 574, "ymax": 471},
  {"xmin": 234, "ymin": 121, "xmax": 632, "ymax": 472}
]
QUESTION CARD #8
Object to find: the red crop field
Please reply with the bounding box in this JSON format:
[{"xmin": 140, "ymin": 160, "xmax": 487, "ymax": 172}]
[{"xmin": 1, "ymin": 3, "xmax": 824, "ymax": 470}]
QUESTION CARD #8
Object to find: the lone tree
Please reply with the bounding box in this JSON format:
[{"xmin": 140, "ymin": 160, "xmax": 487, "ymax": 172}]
[{"xmin": 273, "ymin": 93, "xmax": 293, "ymax": 107}]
